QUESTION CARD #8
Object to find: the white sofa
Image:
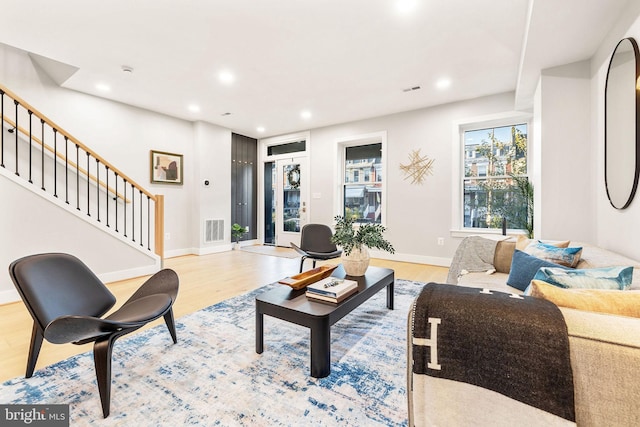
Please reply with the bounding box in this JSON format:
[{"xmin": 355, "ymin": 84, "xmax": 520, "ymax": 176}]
[{"xmin": 408, "ymin": 237, "xmax": 640, "ymax": 426}]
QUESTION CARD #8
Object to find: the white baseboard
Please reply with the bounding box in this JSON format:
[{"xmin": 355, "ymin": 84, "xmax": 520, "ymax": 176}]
[
  {"xmin": 98, "ymin": 262, "xmax": 162, "ymax": 284},
  {"xmin": 369, "ymin": 250, "xmax": 452, "ymax": 268}
]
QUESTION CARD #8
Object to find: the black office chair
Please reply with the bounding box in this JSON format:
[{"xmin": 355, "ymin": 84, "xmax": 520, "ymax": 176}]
[
  {"xmin": 8, "ymin": 253, "xmax": 179, "ymax": 418},
  {"xmin": 290, "ymin": 224, "xmax": 342, "ymax": 272}
]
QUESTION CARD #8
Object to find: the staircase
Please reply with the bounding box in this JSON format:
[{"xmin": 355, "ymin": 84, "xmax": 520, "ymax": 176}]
[{"xmin": 0, "ymin": 83, "xmax": 164, "ymax": 268}]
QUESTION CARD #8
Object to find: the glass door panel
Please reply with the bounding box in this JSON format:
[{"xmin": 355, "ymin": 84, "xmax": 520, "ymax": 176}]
[{"xmin": 274, "ymin": 157, "xmax": 307, "ymax": 247}]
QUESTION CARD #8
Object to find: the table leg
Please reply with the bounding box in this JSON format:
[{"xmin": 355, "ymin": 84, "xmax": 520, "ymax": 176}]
[
  {"xmin": 310, "ymin": 318, "xmax": 331, "ymax": 378},
  {"xmin": 256, "ymin": 308, "xmax": 264, "ymax": 354},
  {"xmin": 387, "ymin": 281, "xmax": 394, "ymax": 310}
]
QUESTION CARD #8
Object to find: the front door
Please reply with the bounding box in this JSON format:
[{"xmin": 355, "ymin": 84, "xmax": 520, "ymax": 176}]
[{"xmin": 270, "ymin": 157, "xmax": 308, "ymax": 247}]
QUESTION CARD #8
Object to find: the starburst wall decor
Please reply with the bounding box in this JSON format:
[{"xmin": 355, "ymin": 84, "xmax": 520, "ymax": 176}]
[{"xmin": 399, "ymin": 149, "xmax": 435, "ymax": 185}]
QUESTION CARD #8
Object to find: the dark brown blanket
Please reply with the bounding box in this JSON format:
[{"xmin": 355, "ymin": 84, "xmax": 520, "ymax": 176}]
[{"xmin": 411, "ymin": 283, "xmax": 575, "ymax": 422}]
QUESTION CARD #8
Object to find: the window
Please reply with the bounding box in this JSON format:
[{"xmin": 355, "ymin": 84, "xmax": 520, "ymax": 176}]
[
  {"xmin": 463, "ymin": 123, "xmax": 529, "ymax": 232},
  {"xmin": 344, "ymin": 143, "xmax": 383, "ymax": 223}
]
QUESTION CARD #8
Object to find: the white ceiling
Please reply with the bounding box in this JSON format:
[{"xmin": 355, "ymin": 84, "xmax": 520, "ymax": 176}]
[{"xmin": 0, "ymin": 0, "xmax": 631, "ymax": 138}]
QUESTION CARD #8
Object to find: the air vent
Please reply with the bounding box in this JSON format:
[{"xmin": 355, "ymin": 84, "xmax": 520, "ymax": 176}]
[
  {"xmin": 402, "ymin": 86, "xmax": 421, "ymax": 92},
  {"xmin": 204, "ymin": 219, "xmax": 224, "ymax": 242}
]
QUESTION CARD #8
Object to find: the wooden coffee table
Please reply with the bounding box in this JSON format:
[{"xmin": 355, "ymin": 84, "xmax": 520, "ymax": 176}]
[{"xmin": 255, "ymin": 265, "xmax": 394, "ymax": 378}]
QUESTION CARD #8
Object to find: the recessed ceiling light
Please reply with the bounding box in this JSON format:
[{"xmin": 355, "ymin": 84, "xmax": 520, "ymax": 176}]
[
  {"xmin": 257, "ymin": 126, "xmax": 265, "ymax": 133},
  {"xmin": 435, "ymin": 78, "xmax": 451, "ymax": 90},
  {"xmin": 188, "ymin": 104, "xmax": 200, "ymax": 113},
  {"xmin": 396, "ymin": 0, "xmax": 418, "ymax": 15},
  {"xmin": 301, "ymin": 110, "xmax": 312, "ymax": 120},
  {"xmin": 219, "ymin": 70, "xmax": 235, "ymax": 84},
  {"xmin": 96, "ymin": 83, "xmax": 111, "ymax": 92}
]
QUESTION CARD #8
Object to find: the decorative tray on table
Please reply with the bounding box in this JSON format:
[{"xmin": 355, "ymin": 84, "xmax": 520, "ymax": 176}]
[{"xmin": 278, "ymin": 264, "xmax": 339, "ymax": 290}]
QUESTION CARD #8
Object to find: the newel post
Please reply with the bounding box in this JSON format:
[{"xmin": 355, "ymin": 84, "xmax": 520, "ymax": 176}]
[{"xmin": 154, "ymin": 194, "xmax": 165, "ymax": 265}]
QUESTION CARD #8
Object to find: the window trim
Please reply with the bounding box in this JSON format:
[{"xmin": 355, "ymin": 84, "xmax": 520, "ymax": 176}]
[
  {"xmin": 451, "ymin": 113, "xmax": 532, "ymax": 237},
  {"xmin": 335, "ymin": 131, "xmax": 387, "ymax": 226}
]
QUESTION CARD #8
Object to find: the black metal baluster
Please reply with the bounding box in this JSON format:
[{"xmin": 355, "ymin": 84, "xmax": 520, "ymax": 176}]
[
  {"xmin": 86, "ymin": 151, "xmax": 90, "ymax": 216},
  {"xmin": 76, "ymin": 144, "xmax": 80, "ymax": 210},
  {"xmin": 139, "ymin": 188, "xmax": 143, "ymax": 246},
  {"xmin": 132, "ymin": 186, "xmax": 135, "ymax": 242},
  {"xmin": 64, "ymin": 136, "xmax": 69, "ymax": 204},
  {"xmin": 40, "ymin": 119, "xmax": 45, "ymax": 190},
  {"xmin": 123, "ymin": 180, "xmax": 127, "ymax": 237},
  {"xmin": 14, "ymin": 100, "xmax": 19, "ymax": 176},
  {"xmin": 115, "ymin": 173, "xmax": 119, "ymax": 232},
  {"xmin": 105, "ymin": 166, "xmax": 110, "ymax": 227},
  {"xmin": 96, "ymin": 159, "xmax": 100, "ymax": 222},
  {"xmin": 147, "ymin": 196, "xmax": 151, "ymax": 250},
  {"xmin": 28, "ymin": 111, "xmax": 33, "ymax": 183},
  {"xmin": 1, "ymin": 90, "xmax": 4, "ymax": 168},
  {"xmin": 53, "ymin": 129, "xmax": 58, "ymax": 198}
]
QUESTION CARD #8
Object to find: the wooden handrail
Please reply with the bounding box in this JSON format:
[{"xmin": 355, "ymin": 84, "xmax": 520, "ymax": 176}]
[
  {"xmin": 2, "ymin": 116, "xmax": 130, "ymax": 202},
  {"xmin": 0, "ymin": 84, "xmax": 155, "ymax": 201},
  {"xmin": 1, "ymin": 83, "xmax": 164, "ymax": 261}
]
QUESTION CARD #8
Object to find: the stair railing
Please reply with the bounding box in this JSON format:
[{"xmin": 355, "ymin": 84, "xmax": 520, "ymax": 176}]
[{"xmin": 0, "ymin": 83, "xmax": 164, "ymax": 260}]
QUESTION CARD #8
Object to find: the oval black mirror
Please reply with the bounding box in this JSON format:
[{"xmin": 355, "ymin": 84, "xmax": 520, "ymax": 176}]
[{"xmin": 605, "ymin": 37, "xmax": 640, "ymax": 209}]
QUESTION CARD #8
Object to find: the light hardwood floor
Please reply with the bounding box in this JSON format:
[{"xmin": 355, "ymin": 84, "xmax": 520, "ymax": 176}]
[{"xmin": 0, "ymin": 247, "xmax": 448, "ymax": 382}]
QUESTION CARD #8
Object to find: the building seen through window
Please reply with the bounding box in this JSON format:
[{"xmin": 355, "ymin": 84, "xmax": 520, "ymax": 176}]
[
  {"xmin": 344, "ymin": 143, "xmax": 383, "ymax": 223},
  {"xmin": 463, "ymin": 123, "xmax": 529, "ymax": 231}
]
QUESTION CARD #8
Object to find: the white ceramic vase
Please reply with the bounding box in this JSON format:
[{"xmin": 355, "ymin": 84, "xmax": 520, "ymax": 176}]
[{"xmin": 341, "ymin": 246, "xmax": 370, "ymax": 276}]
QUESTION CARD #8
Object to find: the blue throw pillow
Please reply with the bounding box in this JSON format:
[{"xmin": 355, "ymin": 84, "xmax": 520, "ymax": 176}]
[
  {"xmin": 533, "ymin": 266, "xmax": 634, "ymax": 290},
  {"xmin": 524, "ymin": 241, "xmax": 583, "ymax": 268},
  {"xmin": 506, "ymin": 250, "xmax": 568, "ymax": 291}
]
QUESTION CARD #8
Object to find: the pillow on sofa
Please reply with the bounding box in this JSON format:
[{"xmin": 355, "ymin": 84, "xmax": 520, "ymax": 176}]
[
  {"xmin": 533, "ymin": 266, "xmax": 633, "ymax": 290},
  {"xmin": 529, "ymin": 280, "xmax": 640, "ymax": 318},
  {"xmin": 493, "ymin": 240, "xmax": 516, "ymax": 273},
  {"xmin": 524, "ymin": 241, "xmax": 582, "ymax": 268},
  {"xmin": 506, "ymin": 250, "xmax": 568, "ymax": 291},
  {"xmin": 515, "ymin": 235, "xmax": 570, "ymax": 251}
]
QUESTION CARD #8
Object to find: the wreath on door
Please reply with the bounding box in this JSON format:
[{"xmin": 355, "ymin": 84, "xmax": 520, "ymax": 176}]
[{"xmin": 287, "ymin": 165, "xmax": 300, "ymax": 189}]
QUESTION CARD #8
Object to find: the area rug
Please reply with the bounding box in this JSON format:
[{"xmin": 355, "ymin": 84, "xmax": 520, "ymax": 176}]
[
  {"xmin": 241, "ymin": 245, "xmax": 299, "ymax": 258},
  {"xmin": 0, "ymin": 279, "xmax": 427, "ymax": 426}
]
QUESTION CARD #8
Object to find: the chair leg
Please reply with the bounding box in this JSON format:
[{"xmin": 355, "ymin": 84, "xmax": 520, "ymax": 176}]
[
  {"xmin": 163, "ymin": 309, "xmax": 178, "ymax": 344},
  {"xmin": 299, "ymin": 256, "xmax": 307, "ymax": 273},
  {"xmin": 312, "ymin": 260, "xmax": 317, "ymax": 269},
  {"xmin": 93, "ymin": 333, "xmax": 121, "ymax": 418},
  {"xmin": 26, "ymin": 322, "xmax": 44, "ymax": 378}
]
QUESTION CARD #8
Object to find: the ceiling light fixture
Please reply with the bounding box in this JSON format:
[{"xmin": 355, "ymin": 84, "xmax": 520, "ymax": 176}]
[
  {"xmin": 300, "ymin": 110, "xmax": 312, "ymax": 120},
  {"xmin": 188, "ymin": 104, "xmax": 200, "ymax": 113},
  {"xmin": 396, "ymin": 0, "xmax": 418, "ymax": 15},
  {"xmin": 257, "ymin": 126, "xmax": 265, "ymax": 133},
  {"xmin": 435, "ymin": 78, "xmax": 451, "ymax": 90},
  {"xmin": 219, "ymin": 71, "xmax": 235, "ymax": 84},
  {"xmin": 95, "ymin": 83, "xmax": 111, "ymax": 92},
  {"xmin": 121, "ymin": 65, "xmax": 134, "ymax": 73}
]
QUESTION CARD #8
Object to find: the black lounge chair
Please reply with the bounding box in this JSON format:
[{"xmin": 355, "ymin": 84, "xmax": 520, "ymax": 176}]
[{"xmin": 8, "ymin": 253, "xmax": 179, "ymax": 418}]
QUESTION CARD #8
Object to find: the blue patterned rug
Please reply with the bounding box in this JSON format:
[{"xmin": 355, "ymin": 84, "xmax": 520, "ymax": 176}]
[{"xmin": 0, "ymin": 279, "xmax": 427, "ymax": 426}]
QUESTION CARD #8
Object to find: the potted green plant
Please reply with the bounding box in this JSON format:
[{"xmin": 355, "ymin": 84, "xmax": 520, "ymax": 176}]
[
  {"xmin": 231, "ymin": 223, "xmax": 247, "ymax": 249},
  {"xmin": 331, "ymin": 215, "xmax": 395, "ymax": 276}
]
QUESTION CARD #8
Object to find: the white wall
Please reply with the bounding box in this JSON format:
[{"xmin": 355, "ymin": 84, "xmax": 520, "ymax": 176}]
[
  {"xmin": 591, "ymin": 1, "xmax": 640, "ymax": 260},
  {"xmin": 0, "ymin": 43, "xmax": 235, "ymax": 302},
  {"xmin": 0, "ymin": 170, "xmax": 159, "ymax": 302},
  {"xmin": 535, "ymin": 60, "xmax": 595, "ymax": 243},
  {"xmin": 305, "ymin": 92, "xmax": 517, "ymax": 265},
  {"xmin": 191, "ymin": 121, "xmax": 233, "ymax": 255}
]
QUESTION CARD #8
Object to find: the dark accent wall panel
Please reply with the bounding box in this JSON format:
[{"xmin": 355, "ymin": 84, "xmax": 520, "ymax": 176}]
[{"xmin": 231, "ymin": 133, "xmax": 258, "ymax": 240}]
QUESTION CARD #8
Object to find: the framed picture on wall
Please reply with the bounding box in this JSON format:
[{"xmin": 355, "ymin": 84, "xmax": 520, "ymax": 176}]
[{"xmin": 150, "ymin": 150, "xmax": 183, "ymax": 185}]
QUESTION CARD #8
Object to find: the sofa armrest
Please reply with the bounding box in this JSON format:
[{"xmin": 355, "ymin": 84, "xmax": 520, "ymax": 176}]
[{"xmin": 560, "ymin": 308, "xmax": 640, "ymax": 426}]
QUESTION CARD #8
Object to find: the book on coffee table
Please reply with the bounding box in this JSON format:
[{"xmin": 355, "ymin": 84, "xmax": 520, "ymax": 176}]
[
  {"xmin": 307, "ymin": 277, "xmax": 358, "ymax": 298},
  {"xmin": 306, "ymin": 286, "xmax": 358, "ymax": 304}
]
